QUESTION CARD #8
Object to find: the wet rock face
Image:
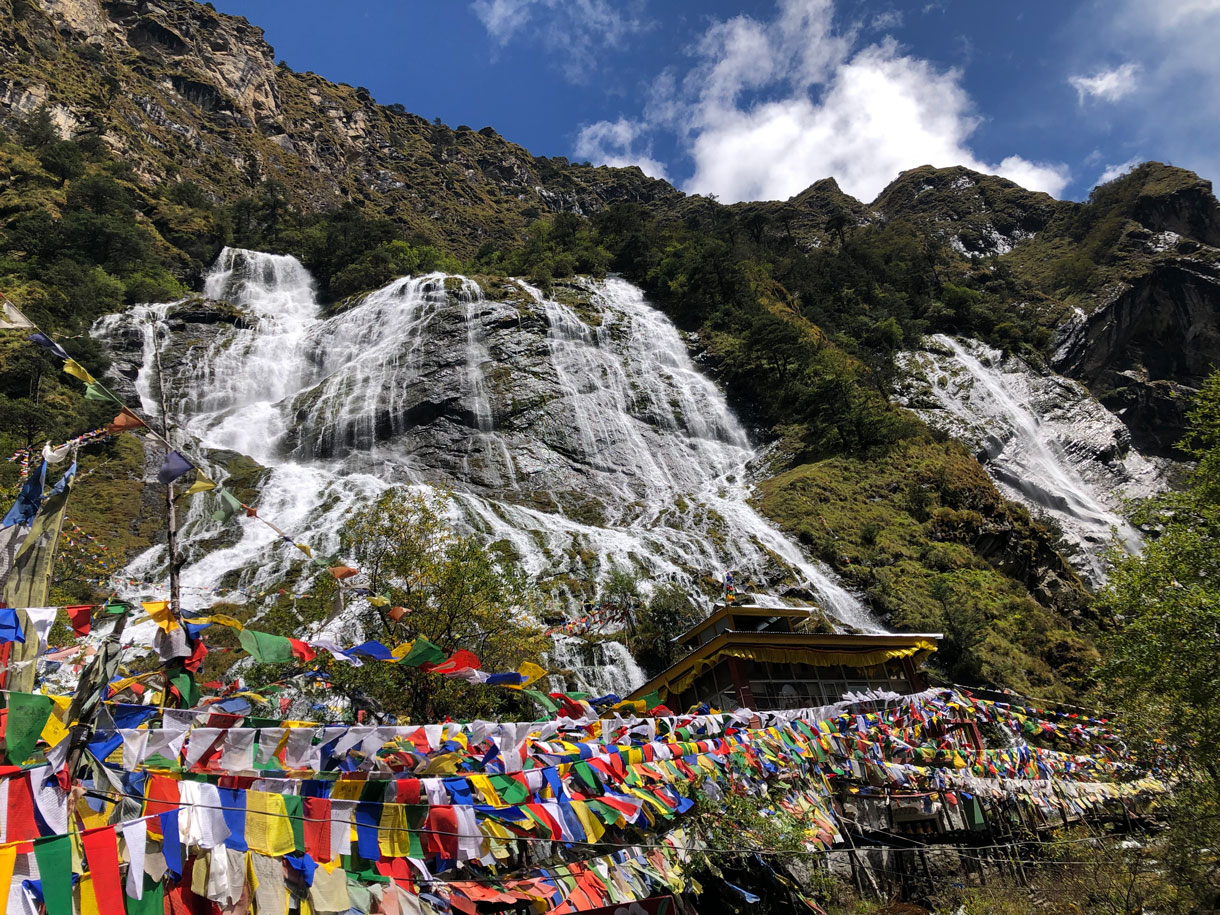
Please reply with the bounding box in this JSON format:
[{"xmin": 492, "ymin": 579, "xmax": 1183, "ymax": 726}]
[
  {"xmin": 1052, "ymin": 257, "xmax": 1220, "ymax": 455},
  {"xmin": 898, "ymin": 335, "xmax": 1171, "ymax": 586},
  {"xmin": 95, "ymin": 250, "xmax": 873, "ymax": 628}
]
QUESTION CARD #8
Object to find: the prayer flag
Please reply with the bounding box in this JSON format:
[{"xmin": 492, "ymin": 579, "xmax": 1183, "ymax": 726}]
[
  {"xmin": 239, "ymin": 629, "xmax": 294, "ymax": 664},
  {"xmin": 396, "ymin": 638, "xmax": 447, "ymax": 668},
  {"xmin": 62, "ymin": 358, "xmax": 95, "ymax": 385},
  {"xmin": 5, "ymin": 692, "xmax": 52, "ymax": 764},
  {"xmin": 107, "ymin": 408, "xmax": 146, "ymax": 433},
  {"xmin": 210, "ymin": 487, "xmax": 243, "ymax": 522},
  {"xmin": 1, "ymin": 461, "xmax": 46, "ymax": 528},
  {"xmin": 0, "ymin": 607, "xmax": 24, "ymax": 643},
  {"xmin": 4, "ymin": 465, "xmax": 75, "ymax": 634},
  {"xmin": 81, "ymin": 827, "xmax": 125, "ymax": 915},
  {"xmin": 66, "ymin": 604, "xmax": 93, "ymax": 636},
  {"xmin": 33, "ymin": 835, "xmax": 73, "ymax": 915},
  {"xmin": 185, "ymin": 473, "xmax": 216, "ymax": 495},
  {"xmin": 0, "ymin": 301, "xmax": 34, "ymax": 329},
  {"xmin": 142, "ymin": 600, "xmax": 176, "ymax": 633},
  {"xmin": 84, "ymin": 382, "xmax": 114, "ymax": 402},
  {"xmin": 156, "ymin": 450, "xmax": 193, "ymax": 485},
  {"xmin": 28, "ymin": 332, "xmax": 69, "ymax": 361}
]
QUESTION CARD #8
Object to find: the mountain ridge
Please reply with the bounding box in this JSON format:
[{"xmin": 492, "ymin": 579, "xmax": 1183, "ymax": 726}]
[{"xmin": 2, "ymin": 0, "xmax": 1219, "ymax": 702}]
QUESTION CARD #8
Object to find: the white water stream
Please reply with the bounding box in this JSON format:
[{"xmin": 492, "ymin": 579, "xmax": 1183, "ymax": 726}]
[
  {"xmin": 900, "ymin": 334, "xmax": 1162, "ymax": 584},
  {"xmin": 95, "ymin": 249, "xmax": 877, "ymax": 691}
]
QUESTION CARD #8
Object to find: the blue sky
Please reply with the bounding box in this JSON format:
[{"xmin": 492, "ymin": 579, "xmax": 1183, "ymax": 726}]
[{"xmin": 211, "ymin": 0, "xmax": 1220, "ymax": 203}]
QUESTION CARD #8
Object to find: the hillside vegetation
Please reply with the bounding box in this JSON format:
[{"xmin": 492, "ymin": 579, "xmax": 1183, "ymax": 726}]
[{"xmin": 2, "ymin": 0, "xmax": 1220, "ymax": 703}]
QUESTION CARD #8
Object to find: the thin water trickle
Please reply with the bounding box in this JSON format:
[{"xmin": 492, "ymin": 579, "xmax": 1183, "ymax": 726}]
[
  {"xmin": 96, "ymin": 249, "xmax": 878, "ymax": 692},
  {"xmin": 901, "ymin": 334, "xmax": 1151, "ymax": 584}
]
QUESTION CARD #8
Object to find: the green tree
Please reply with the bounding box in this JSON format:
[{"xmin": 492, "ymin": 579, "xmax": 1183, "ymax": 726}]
[
  {"xmin": 628, "ymin": 583, "xmax": 703, "ymax": 678},
  {"xmin": 38, "ymin": 139, "xmax": 84, "ymax": 185},
  {"xmin": 1095, "ymin": 370, "xmax": 1220, "ymax": 908},
  {"xmin": 331, "ymin": 489, "xmax": 547, "ymax": 721}
]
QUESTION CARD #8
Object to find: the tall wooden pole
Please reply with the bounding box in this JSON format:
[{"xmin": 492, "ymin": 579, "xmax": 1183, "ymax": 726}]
[{"xmin": 152, "ymin": 324, "xmax": 182, "ymax": 620}]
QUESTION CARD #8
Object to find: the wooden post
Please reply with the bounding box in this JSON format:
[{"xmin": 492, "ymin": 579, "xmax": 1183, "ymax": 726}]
[{"xmin": 152, "ymin": 328, "xmax": 183, "ymax": 622}]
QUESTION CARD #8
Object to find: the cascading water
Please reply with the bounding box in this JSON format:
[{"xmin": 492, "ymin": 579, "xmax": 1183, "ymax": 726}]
[
  {"xmin": 95, "ymin": 248, "xmax": 877, "ymax": 692},
  {"xmin": 899, "ymin": 334, "xmax": 1166, "ymax": 584}
]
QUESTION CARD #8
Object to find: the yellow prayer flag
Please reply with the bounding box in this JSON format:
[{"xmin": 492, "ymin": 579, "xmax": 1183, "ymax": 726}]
[
  {"xmin": 296, "ymin": 543, "xmax": 313, "ymax": 559},
  {"xmin": 390, "ymin": 641, "xmax": 416, "ymax": 661},
  {"xmin": 378, "ymin": 804, "xmax": 412, "ymax": 858},
  {"xmin": 503, "ymin": 660, "xmax": 547, "ymax": 690},
  {"xmin": 329, "ymin": 781, "xmax": 365, "ymax": 802},
  {"xmin": 246, "ymin": 791, "xmax": 295, "ymax": 856},
  {"xmin": 0, "ymin": 843, "xmax": 16, "ymax": 910},
  {"xmin": 40, "ymin": 694, "xmax": 72, "ymax": 748},
  {"xmin": 62, "ymin": 358, "xmax": 96, "ymax": 385},
  {"xmin": 208, "ymin": 614, "xmax": 246, "ymax": 631},
  {"xmin": 367, "ymin": 595, "xmax": 389, "ymax": 607},
  {"xmin": 79, "ymin": 872, "xmax": 101, "ymax": 915},
  {"xmin": 143, "ymin": 600, "xmax": 177, "ymax": 633},
  {"xmin": 571, "ymin": 800, "xmax": 606, "ymax": 843},
  {"xmin": 417, "ymin": 752, "xmax": 464, "ymax": 776},
  {"xmin": 468, "ymin": 774, "xmax": 502, "ymax": 806},
  {"xmin": 185, "ymin": 474, "xmax": 217, "ymax": 496}
]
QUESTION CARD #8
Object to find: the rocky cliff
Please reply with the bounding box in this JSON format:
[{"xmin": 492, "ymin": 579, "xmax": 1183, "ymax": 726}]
[
  {"xmin": 0, "ymin": 0, "xmax": 679, "ymax": 256},
  {"xmin": 3, "ymin": 0, "xmax": 1218, "ymax": 700}
]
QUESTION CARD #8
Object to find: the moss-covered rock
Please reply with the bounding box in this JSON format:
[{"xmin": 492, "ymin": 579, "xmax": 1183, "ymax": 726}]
[{"xmin": 757, "ymin": 442, "xmax": 1095, "ymax": 698}]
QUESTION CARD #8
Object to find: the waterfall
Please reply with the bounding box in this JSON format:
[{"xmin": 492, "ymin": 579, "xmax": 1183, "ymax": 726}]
[
  {"xmin": 95, "ymin": 248, "xmax": 878, "ymax": 693},
  {"xmin": 899, "ymin": 334, "xmax": 1166, "ymax": 584}
]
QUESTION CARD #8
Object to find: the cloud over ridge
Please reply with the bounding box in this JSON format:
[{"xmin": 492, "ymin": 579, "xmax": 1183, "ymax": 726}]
[{"xmin": 570, "ymin": 0, "xmax": 1068, "ymax": 202}]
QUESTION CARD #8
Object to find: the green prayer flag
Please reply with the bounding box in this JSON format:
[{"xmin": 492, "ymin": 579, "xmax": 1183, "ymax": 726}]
[
  {"xmin": 521, "ymin": 689, "xmax": 559, "ymax": 713},
  {"xmin": 210, "ymin": 487, "xmax": 244, "ymax": 523},
  {"xmin": 4, "ymin": 692, "xmax": 52, "ymax": 764},
  {"xmin": 573, "ymin": 760, "xmax": 600, "ymax": 793},
  {"xmin": 168, "ymin": 667, "xmax": 199, "ymax": 708},
  {"xmin": 406, "ymin": 805, "xmax": 427, "ymax": 859},
  {"xmin": 84, "ymin": 382, "xmax": 116, "ymax": 402},
  {"xmin": 239, "ymin": 629, "xmax": 295, "ymax": 664},
  {"xmin": 395, "ymin": 638, "xmax": 447, "ymax": 668},
  {"xmin": 125, "ymin": 873, "xmax": 165, "ymax": 915},
  {"xmin": 34, "ymin": 835, "xmax": 73, "ymax": 915},
  {"xmin": 284, "ymin": 795, "xmax": 305, "ymax": 853},
  {"xmin": 488, "ymin": 774, "xmax": 530, "ymax": 805}
]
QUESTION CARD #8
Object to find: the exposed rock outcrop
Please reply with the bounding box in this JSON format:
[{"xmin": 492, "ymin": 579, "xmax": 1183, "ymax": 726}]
[
  {"xmin": 0, "ymin": 0, "xmax": 679, "ymax": 255},
  {"xmin": 871, "ymin": 165, "xmax": 1065, "ymax": 257},
  {"xmin": 1052, "ymin": 256, "xmax": 1220, "ymax": 454}
]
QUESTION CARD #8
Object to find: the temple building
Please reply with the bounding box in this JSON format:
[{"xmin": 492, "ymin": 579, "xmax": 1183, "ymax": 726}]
[{"xmin": 626, "ymin": 604, "xmax": 941, "ymax": 712}]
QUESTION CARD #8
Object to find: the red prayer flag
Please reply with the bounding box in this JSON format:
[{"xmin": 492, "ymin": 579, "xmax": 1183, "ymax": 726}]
[
  {"xmin": 423, "ymin": 806, "xmax": 459, "ymax": 860},
  {"xmin": 302, "ymin": 797, "xmax": 331, "ymax": 862},
  {"xmin": 65, "ymin": 605, "xmax": 93, "ymax": 637},
  {"xmin": 328, "ymin": 566, "xmax": 359, "ymax": 580},
  {"xmin": 525, "ymin": 803, "xmax": 564, "ymax": 840},
  {"xmin": 144, "ymin": 776, "xmax": 181, "ymax": 830},
  {"xmin": 428, "ymin": 649, "xmax": 480, "ymax": 676},
  {"xmin": 81, "ymin": 826, "xmax": 125, "ymax": 915},
  {"xmin": 288, "ymin": 639, "xmax": 316, "ymax": 663},
  {"xmin": 394, "ymin": 779, "xmax": 421, "ymax": 805},
  {"xmin": 107, "ymin": 408, "xmax": 147, "ymax": 433},
  {"xmin": 2, "ymin": 771, "xmax": 38, "ymax": 843}
]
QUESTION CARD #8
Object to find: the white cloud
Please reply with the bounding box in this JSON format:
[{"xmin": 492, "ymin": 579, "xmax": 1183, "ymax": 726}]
[
  {"xmin": 1096, "ymin": 158, "xmax": 1140, "ymax": 187},
  {"xmin": 991, "ymin": 156, "xmax": 1071, "ymax": 198},
  {"xmin": 470, "ymin": 0, "xmax": 648, "ymax": 80},
  {"xmin": 871, "ymin": 10, "xmax": 904, "ymax": 31},
  {"xmin": 573, "ymin": 118, "xmax": 669, "ymax": 180},
  {"xmin": 1066, "ymin": 0, "xmax": 1220, "ymax": 185},
  {"xmin": 576, "ymin": 0, "xmax": 1068, "ymax": 202},
  {"xmin": 1069, "ymin": 63, "xmax": 1141, "ymax": 104}
]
